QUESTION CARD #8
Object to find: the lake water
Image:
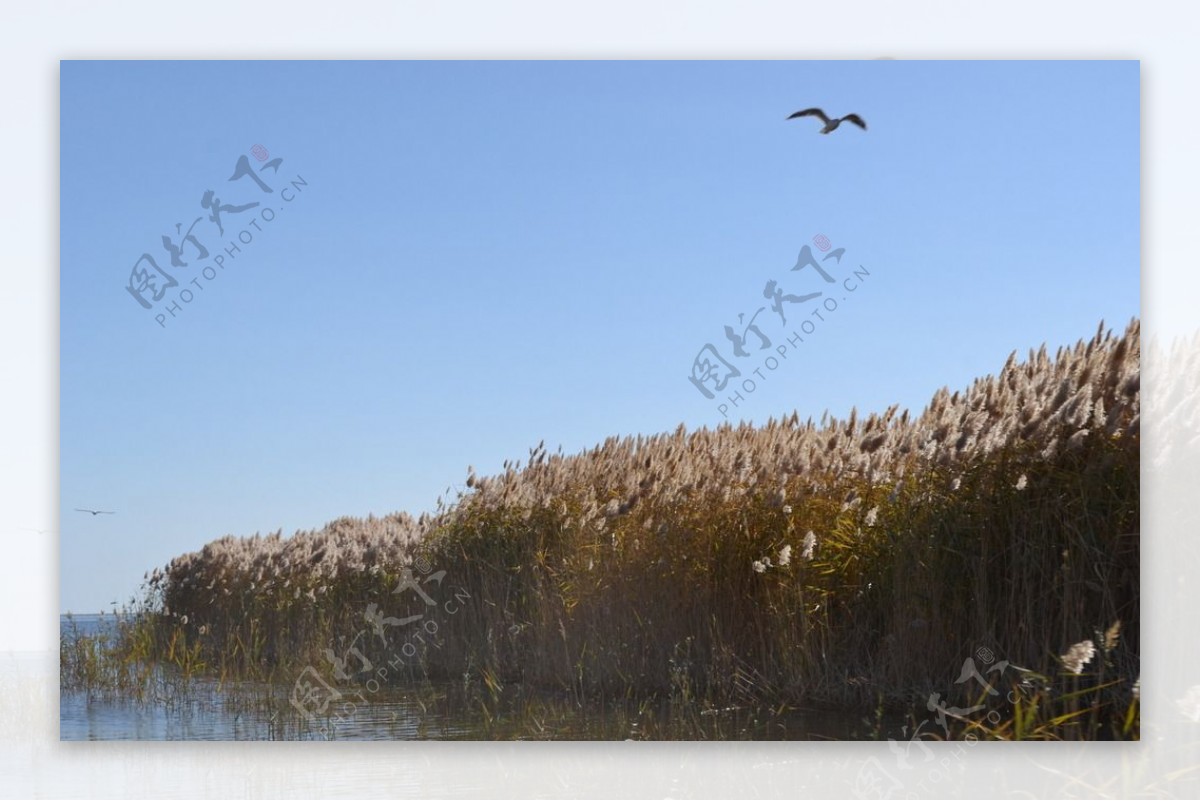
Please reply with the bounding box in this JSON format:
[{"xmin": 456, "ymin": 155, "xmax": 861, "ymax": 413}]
[
  {"xmin": 60, "ymin": 614, "xmax": 877, "ymax": 741},
  {"xmin": 61, "ymin": 612, "xmax": 118, "ymax": 637}
]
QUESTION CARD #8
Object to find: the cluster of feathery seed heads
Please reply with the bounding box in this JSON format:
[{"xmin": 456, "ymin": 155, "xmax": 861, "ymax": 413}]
[
  {"xmin": 154, "ymin": 319, "xmax": 1139, "ymax": 611},
  {"xmin": 150, "ymin": 512, "xmax": 430, "ymax": 615},
  {"xmin": 456, "ymin": 318, "xmax": 1139, "ymax": 522},
  {"xmin": 1144, "ymin": 326, "xmax": 1200, "ymax": 469}
]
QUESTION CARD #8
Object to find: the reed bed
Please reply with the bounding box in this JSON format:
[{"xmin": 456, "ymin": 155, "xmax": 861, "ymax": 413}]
[{"xmin": 115, "ymin": 319, "xmax": 1141, "ymax": 737}]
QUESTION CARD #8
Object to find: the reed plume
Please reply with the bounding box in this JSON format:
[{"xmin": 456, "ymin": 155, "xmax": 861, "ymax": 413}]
[{"xmin": 135, "ymin": 319, "xmax": 1142, "ymax": 724}]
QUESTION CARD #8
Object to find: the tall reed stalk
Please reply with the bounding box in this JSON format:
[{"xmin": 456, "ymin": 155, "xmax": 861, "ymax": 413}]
[{"xmin": 119, "ymin": 319, "xmax": 1141, "ymax": 736}]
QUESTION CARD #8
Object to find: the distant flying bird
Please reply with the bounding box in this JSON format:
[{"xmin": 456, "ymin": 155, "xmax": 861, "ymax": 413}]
[
  {"xmin": 788, "ymin": 108, "xmax": 867, "ymax": 134},
  {"xmin": 75, "ymin": 508, "xmax": 115, "ymax": 516}
]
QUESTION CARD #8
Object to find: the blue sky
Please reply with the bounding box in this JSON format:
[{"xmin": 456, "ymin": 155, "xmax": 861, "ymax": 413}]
[{"xmin": 60, "ymin": 60, "xmax": 1139, "ymax": 614}]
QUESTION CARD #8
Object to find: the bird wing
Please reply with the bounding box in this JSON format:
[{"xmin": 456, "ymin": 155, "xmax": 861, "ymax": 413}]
[
  {"xmin": 74, "ymin": 508, "xmax": 93, "ymax": 513},
  {"xmin": 841, "ymin": 114, "xmax": 867, "ymax": 129},
  {"xmin": 787, "ymin": 108, "xmax": 830, "ymax": 124}
]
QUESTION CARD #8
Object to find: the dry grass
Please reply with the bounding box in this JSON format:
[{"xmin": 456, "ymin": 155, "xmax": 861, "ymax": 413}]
[{"xmin": 119, "ymin": 318, "xmax": 1141, "ymax": 735}]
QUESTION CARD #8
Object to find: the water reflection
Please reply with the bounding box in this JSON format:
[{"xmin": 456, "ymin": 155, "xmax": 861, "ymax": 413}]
[
  {"xmin": 61, "ymin": 679, "xmax": 876, "ymax": 741},
  {"xmin": 60, "ymin": 610, "xmax": 876, "ymax": 741},
  {"xmin": 60, "ymin": 679, "xmax": 469, "ymax": 741}
]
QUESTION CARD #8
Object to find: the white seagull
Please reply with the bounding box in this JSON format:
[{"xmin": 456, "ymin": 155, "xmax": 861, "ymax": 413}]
[
  {"xmin": 75, "ymin": 508, "xmax": 116, "ymax": 516},
  {"xmin": 787, "ymin": 108, "xmax": 867, "ymax": 134}
]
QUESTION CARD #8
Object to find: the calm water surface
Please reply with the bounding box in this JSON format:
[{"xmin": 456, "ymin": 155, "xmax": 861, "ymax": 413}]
[{"xmin": 60, "ymin": 614, "xmax": 875, "ymax": 741}]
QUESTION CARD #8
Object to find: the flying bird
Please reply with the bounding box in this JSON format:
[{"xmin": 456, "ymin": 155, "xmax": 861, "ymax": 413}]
[
  {"xmin": 788, "ymin": 108, "xmax": 867, "ymax": 134},
  {"xmin": 75, "ymin": 508, "xmax": 115, "ymax": 516}
]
